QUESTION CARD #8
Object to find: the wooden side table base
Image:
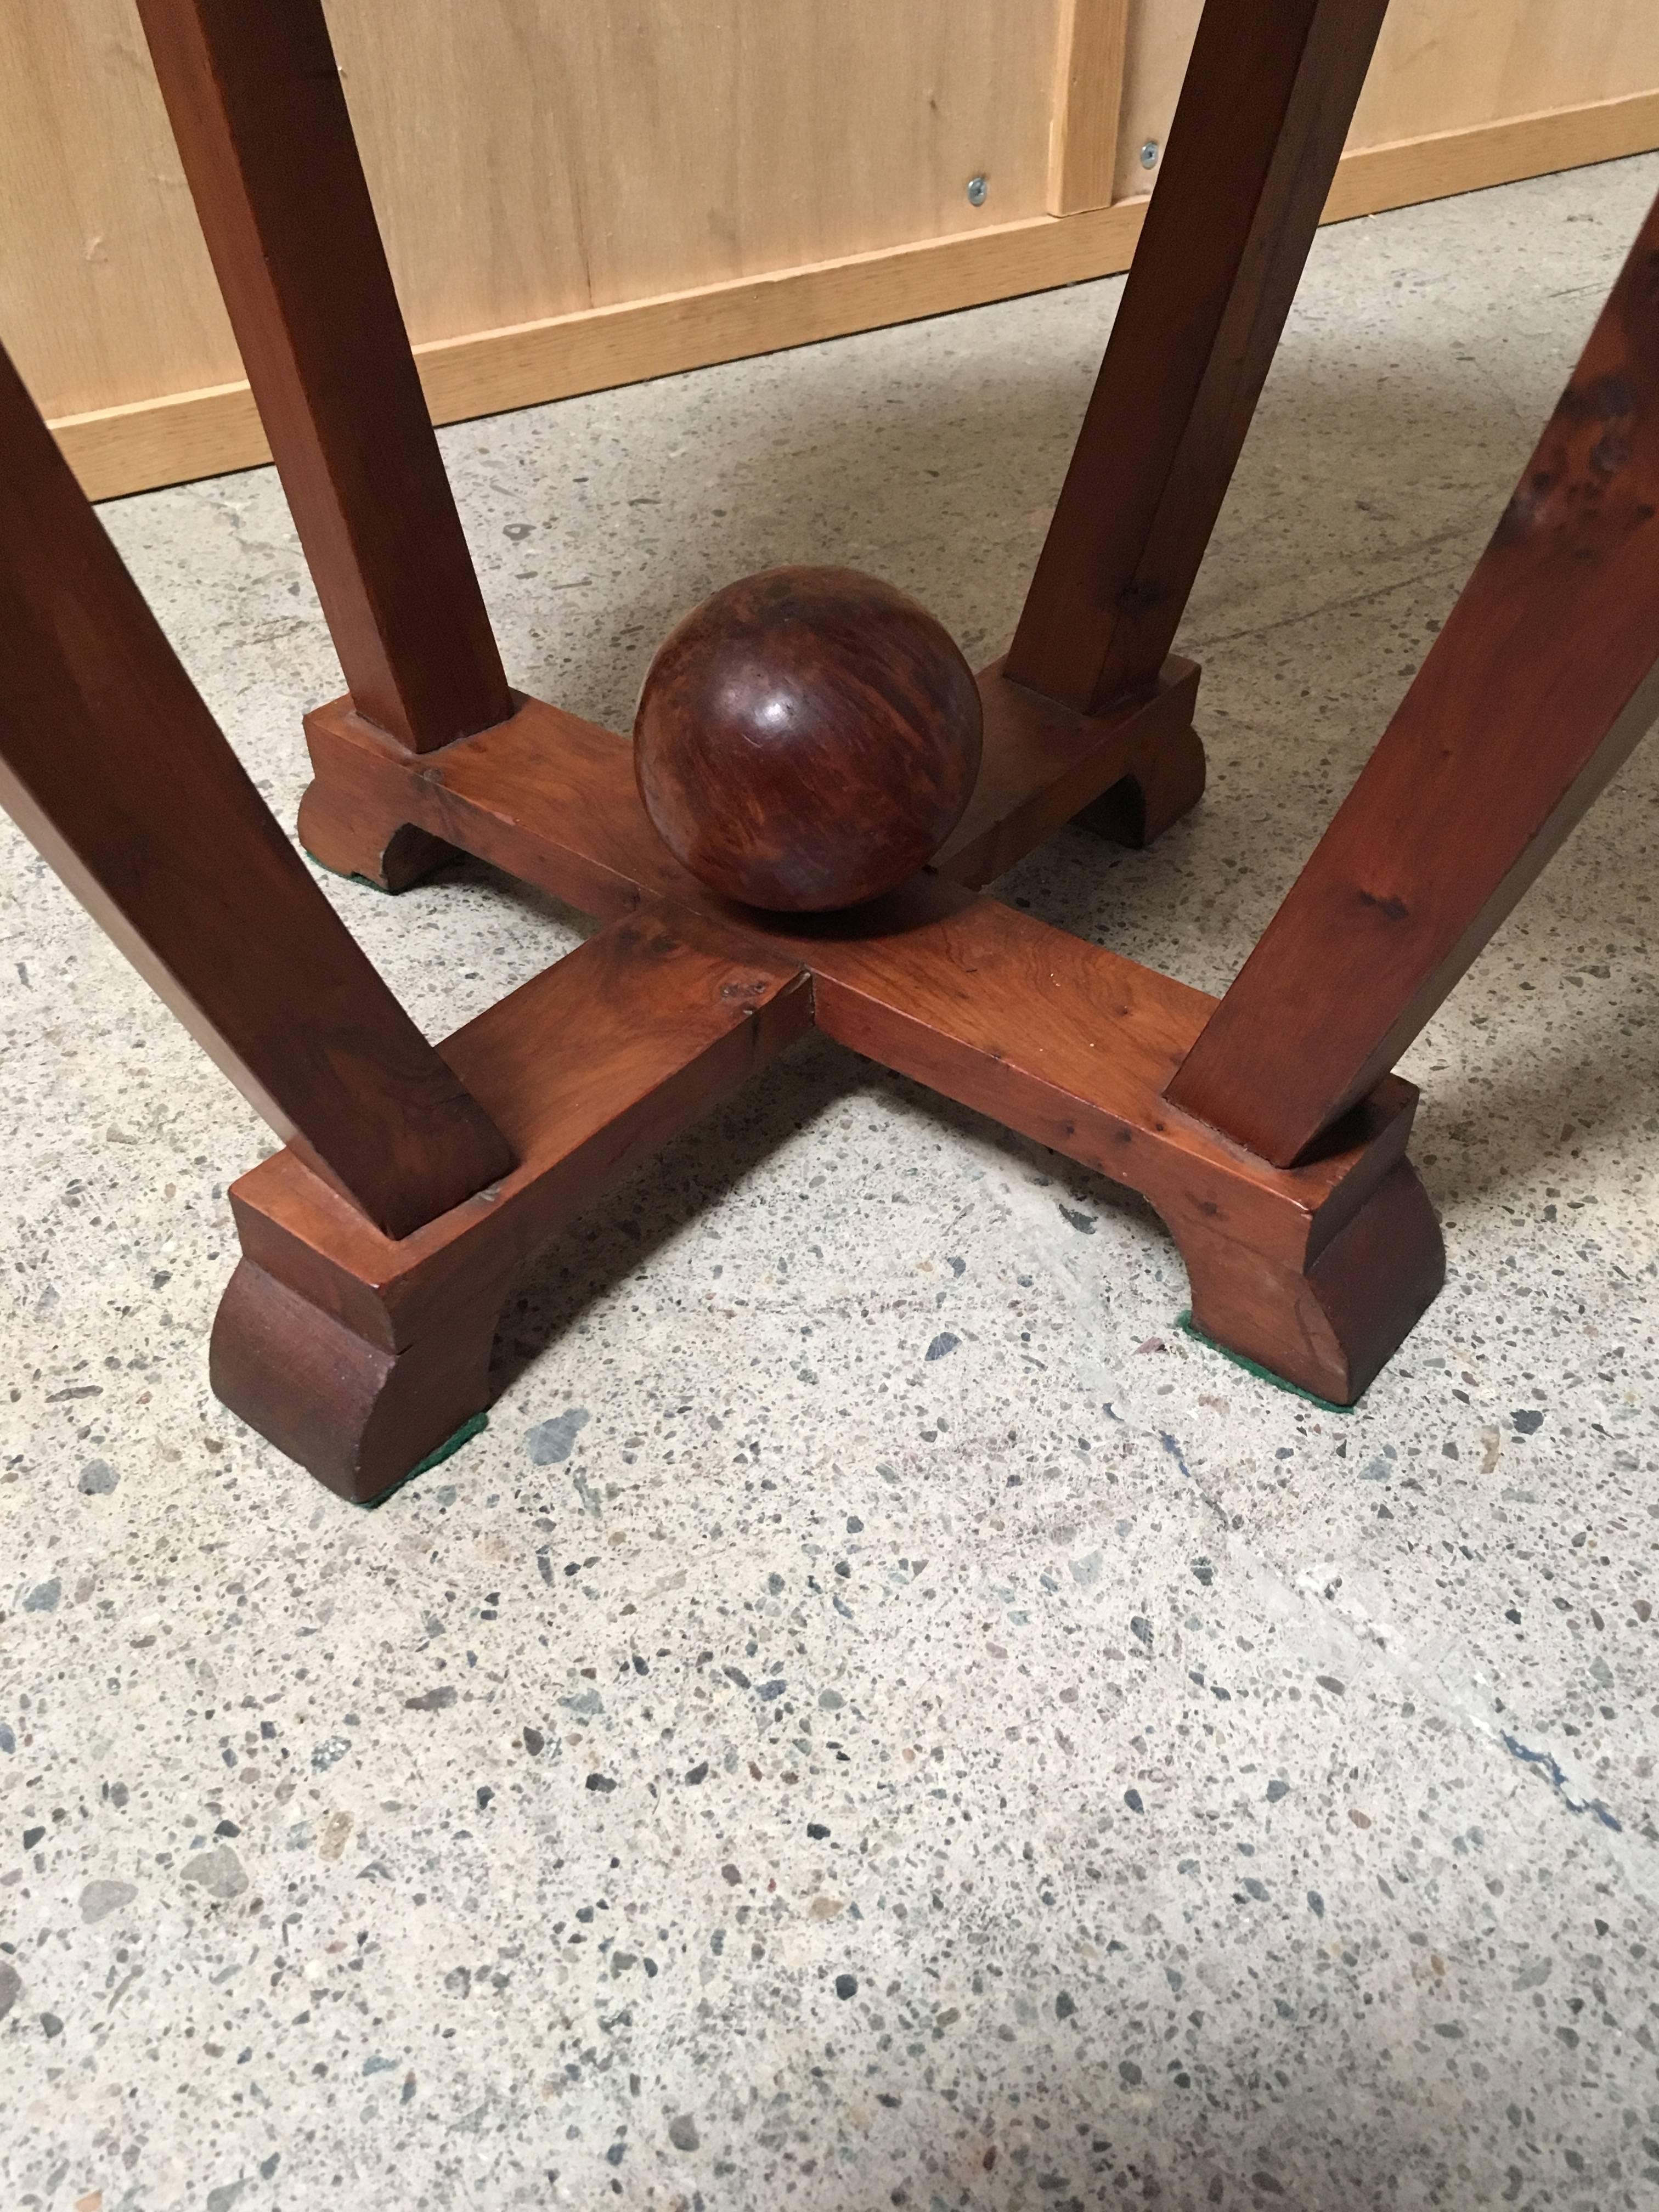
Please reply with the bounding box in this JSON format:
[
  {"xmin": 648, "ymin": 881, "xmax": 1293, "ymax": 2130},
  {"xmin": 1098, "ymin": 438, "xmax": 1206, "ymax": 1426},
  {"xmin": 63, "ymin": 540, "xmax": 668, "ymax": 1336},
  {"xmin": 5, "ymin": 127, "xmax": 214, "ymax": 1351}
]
[
  {"xmin": 35, "ymin": 0, "xmax": 1637, "ymax": 1506},
  {"xmin": 213, "ymin": 718, "xmax": 1443, "ymax": 1495},
  {"xmin": 297, "ymin": 654, "xmax": 1209, "ymax": 905}
]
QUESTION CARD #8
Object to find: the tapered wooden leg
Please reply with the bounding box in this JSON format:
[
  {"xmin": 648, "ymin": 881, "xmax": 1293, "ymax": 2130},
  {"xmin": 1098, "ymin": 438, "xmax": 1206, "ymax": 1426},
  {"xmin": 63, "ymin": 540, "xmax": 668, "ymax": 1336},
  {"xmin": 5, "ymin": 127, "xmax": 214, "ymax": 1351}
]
[
  {"xmin": 0, "ymin": 341, "xmax": 510, "ymax": 1240},
  {"xmin": 1169, "ymin": 186, "xmax": 1659, "ymax": 1165},
  {"xmin": 136, "ymin": 0, "xmax": 511, "ymax": 752},
  {"xmin": 1008, "ymin": 0, "xmax": 1390, "ymax": 712}
]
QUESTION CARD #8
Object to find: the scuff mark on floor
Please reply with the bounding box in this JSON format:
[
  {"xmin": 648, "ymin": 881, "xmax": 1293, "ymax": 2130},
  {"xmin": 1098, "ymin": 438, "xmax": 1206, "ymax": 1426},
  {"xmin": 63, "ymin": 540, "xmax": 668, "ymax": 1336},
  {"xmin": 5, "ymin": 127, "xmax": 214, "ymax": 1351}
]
[
  {"xmin": 1502, "ymin": 1734, "xmax": 1623, "ymax": 1832},
  {"xmin": 1238, "ymin": 1550, "xmax": 1650, "ymax": 1880}
]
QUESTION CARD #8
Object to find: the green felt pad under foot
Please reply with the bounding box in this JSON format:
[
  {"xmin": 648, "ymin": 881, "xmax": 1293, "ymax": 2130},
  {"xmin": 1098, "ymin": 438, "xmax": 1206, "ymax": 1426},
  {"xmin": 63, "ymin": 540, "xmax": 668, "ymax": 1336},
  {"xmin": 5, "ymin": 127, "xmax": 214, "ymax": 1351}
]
[
  {"xmin": 1174, "ymin": 1310, "xmax": 1358, "ymax": 1413},
  {"xmin": 358, "ymin": 1411, "xmax": 490, "ymax": 1509},
  {"xmin": 301, "ymin": 846, "xmax": 406, "ymax": 895}
]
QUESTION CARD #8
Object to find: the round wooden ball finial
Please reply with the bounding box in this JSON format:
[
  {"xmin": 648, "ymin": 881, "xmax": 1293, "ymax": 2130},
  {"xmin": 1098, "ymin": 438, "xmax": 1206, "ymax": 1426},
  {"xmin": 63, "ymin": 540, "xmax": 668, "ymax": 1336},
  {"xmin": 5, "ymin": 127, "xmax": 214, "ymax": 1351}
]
[{"xmin": 634, "ymin": 565, "xmax": 984, "ymax": 912}]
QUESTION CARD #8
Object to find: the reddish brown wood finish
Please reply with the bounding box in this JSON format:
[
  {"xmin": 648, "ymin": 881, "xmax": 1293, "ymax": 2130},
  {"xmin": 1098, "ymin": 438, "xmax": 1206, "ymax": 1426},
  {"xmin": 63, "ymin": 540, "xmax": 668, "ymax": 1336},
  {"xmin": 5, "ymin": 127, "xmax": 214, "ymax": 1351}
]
[
  {"xmin": 1006, "ymin": 0, "xmax": 1390, "ymax": 712},
  {"xmin": 1168, "ymin": 185, "xmax": 1659, "ymax": 1164},
  {"xmin": 227, "ymin": 848, "xmax": 1436, "ymax": 1490},
  {"xmin": 216, "ymin": 912, "xmax": 811, "ymax": 1500},
  {"xmin": 0, "ymin": 341, "xmax": 511, "ymax": 1240},
  {"xmin": 134, "ymin": 0, "xmax": 511, "ymax": 753},
  {"xmin": 635, "ymin": 568, "xmax": 984, "ymax": 911},
  {"xmin": 298, "ymin": 656, "xmax": 1204, "ymax": 923},
  {"xmin": 256, "ymin": 671, "xmax": 1440, "ymax": 1493}
]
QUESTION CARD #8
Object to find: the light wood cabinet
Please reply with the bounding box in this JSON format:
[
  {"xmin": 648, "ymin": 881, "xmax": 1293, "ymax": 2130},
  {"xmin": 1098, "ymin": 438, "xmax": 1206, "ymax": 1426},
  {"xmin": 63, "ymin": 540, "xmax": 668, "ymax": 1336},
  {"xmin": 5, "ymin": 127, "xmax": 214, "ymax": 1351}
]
[{"xmin": 4, "ymin": 0, "xmax": 1656, "ymax": 500}]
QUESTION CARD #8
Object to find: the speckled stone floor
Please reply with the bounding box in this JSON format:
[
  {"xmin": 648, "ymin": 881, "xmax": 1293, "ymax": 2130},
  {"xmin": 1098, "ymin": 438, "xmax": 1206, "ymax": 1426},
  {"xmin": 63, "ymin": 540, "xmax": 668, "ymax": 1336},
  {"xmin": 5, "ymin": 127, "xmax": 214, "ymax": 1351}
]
[{"xmin": 4, "ymin": 154, "xmax": 1659, "ymax": 2212}]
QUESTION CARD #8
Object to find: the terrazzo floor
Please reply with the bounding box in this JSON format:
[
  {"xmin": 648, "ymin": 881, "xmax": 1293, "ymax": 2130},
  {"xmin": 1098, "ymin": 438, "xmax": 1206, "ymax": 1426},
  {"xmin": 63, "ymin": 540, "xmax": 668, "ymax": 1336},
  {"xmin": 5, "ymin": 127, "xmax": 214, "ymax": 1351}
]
[{"xmin": 4, "ymin": 155, "xmax": 1659, "ymax": 2212}]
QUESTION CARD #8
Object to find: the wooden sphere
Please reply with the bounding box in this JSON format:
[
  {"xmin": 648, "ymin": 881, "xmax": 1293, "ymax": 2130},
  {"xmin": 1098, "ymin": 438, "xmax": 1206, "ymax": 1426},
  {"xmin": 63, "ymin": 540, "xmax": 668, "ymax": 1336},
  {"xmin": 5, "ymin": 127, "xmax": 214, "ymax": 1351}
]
[{"xmin": 634, "ymin": 566, "xmax": 983, "ymax": 912}]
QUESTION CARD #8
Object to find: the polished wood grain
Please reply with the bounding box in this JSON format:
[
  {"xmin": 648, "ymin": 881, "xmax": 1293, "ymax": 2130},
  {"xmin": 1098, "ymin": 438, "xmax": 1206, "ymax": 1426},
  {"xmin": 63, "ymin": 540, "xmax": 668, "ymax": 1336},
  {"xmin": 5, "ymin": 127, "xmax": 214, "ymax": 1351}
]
[
  {"xmin": 120, "ymin": 0, "xmax": 1465, "ymax": 1494},
  {"xmin": 133, "ymin": 0, "xmax": 511, "ymax": 753},
  {"xmin": 635, "ymin": 568, "xmax": 984, "ymax": 912},
  {"xmin": 299, "ymin": 690, "xmax": 685, "ymax": 921},
  {"xmin": 216, "ymin": 911, "xmax": 811, "ymax": 1499},
  {"xmin": 1007, "ymin": 0, "xmax": 1390, "ymax": 713},
  {"xmin": 224, "ymin": 839, "xmax": 1438, "ymax": 1486},
  {"xmin": 1167, "ymin": 183, "xmax": 1659, "ymax": 1164},
  {"xmin": 0, "ymin": 340, "xmax": 511, "ymax": 1239}
]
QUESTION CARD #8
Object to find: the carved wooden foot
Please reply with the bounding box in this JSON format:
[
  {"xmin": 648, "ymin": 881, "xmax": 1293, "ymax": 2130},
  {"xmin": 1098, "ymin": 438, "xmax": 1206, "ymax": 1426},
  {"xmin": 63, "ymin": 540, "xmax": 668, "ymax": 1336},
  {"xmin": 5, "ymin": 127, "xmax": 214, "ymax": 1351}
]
[
  {"xmin": 1075, "ymin": 715, "xmax": 1207, "ymax": 848},
  {"xmin": 212, "ymin": 1257, "xmax": 499, "ymax": 1502},
  {"xmin": 211, "ymin": 911, "xmax": 811, "ymax": 1500},
  {"xmin": 297, "ymin": 763, "xmax": 459, "ymax": 892},
  {"xmin": 1171, "ymin": 1155, "xmax": 1444, "ymax": 1405},
  {"xmin": 802, "ymin": 884, "xmax": 1440, "ymax": 1409},
  {"xmin": 934, "ymin": 656, "xmax": 1204, "ymax": 887}
]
